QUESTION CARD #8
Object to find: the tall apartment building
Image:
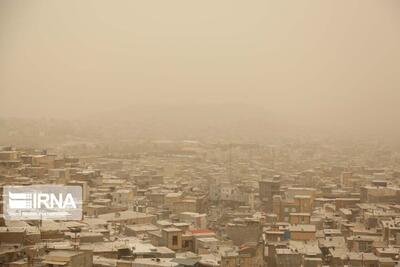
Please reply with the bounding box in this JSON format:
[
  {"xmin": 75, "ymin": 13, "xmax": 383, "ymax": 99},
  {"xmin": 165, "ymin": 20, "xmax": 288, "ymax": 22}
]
[{"xmin": 259, "ymin": 175, "xmax": 281, "ymax": 212}]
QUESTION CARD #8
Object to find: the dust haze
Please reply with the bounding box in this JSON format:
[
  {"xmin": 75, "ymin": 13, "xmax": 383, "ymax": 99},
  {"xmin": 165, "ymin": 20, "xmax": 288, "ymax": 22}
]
[
  {"xmin": 1, "ymin": 0, "xmax": 400, "ymax": 142},
  {"xmin": 3, "ymin": 2, "xmax": 400, "ymax": 267}
]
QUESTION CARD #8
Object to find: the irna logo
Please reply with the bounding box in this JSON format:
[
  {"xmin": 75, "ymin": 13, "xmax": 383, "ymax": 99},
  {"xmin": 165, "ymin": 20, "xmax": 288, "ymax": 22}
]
[
  {"xmin": 8, "ymin": 192, "xmax": 77, "ymax": 209},
  {"xmin": 4, "ymin": 185, "xmax": 82, "ymax": 221}
]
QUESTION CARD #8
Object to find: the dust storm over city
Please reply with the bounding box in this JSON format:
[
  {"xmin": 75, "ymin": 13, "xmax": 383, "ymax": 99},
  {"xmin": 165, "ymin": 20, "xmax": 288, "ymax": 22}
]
[{"xmin": 1, "ymin": 1, "xmax": 400, "ymax": 267}]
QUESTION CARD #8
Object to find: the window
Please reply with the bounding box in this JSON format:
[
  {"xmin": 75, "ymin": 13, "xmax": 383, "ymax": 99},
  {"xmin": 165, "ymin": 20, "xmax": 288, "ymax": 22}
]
[
  {"xmin": 172, "ymin": 235, "xmax": 178, "ymax": 246},
  {"xmin": 358, "ymin": 241, "xmax": 367, "ymax": 252}
]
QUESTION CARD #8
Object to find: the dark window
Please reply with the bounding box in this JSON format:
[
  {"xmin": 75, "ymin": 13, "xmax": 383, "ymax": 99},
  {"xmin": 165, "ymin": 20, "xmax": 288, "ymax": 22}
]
[
  {"xmin": 184, "ymin": 240, "xmax": 189, "ymax": 248},
  {"xmin": 172, "ymin": 235, "xmax": 178, "ymax": 246}
]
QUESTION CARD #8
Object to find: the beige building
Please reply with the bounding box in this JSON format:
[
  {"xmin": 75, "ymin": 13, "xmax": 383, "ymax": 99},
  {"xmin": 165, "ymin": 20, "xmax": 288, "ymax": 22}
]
[
  {"xmin": 289, "ymin": 213, "xmax": 311, "ymax": 224},
  {"xmin": 43, "ymin": 250, "xmax": 93, "ymax": 267},
  {"xmin": 220, "ymin": 242, "xmax": 264, "ymax": 267},
  {"xmin": 289, "ymin": 225, "xmax": 316, "ymax": 241},
  {"xmin": 98, "ymin": 211, "xmax": 156, "ymax": 225},
  {"xmin": 161, "ymin": 227, "xmax": 182, "ymax": 251}
]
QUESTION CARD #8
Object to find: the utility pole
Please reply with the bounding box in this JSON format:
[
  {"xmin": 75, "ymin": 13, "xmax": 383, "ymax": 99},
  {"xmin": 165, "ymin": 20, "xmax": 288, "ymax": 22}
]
[{"xmin": 228, "ymin": 143, "xmax": 232, "ymax": 180}]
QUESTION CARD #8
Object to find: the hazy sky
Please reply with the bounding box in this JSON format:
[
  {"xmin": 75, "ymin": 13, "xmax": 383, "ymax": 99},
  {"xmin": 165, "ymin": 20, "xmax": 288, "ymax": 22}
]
[{"xmin": 1, "ymin": 1, "xmax": 400, "ymax": 133}]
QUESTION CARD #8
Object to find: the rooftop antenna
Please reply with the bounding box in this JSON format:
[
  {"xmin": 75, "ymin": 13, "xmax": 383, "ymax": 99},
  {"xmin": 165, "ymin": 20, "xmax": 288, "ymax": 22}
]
[{"xmin": 228, "ymin": 143, "xmax": 232, "ymax": 180}]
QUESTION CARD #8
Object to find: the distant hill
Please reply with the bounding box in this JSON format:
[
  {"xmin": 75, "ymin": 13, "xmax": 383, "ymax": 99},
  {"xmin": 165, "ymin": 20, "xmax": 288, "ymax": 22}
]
[
  {"xmin": 83, "ymin": 103, "xmax": 298, "ymax": 142},
  {"xmin": 0, "ymin": 104, "xmax": 300, "ymax": 146}
]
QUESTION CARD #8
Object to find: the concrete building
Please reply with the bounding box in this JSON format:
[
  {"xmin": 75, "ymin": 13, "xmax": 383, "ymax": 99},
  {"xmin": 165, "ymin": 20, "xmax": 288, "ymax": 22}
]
[
  {"xmin": 259, "ymin": 175, "xmax": 281, "ymax": 211},
  {"xmin": 43, "ymin": 250, "xmax": 93, "ymax": 267}
]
